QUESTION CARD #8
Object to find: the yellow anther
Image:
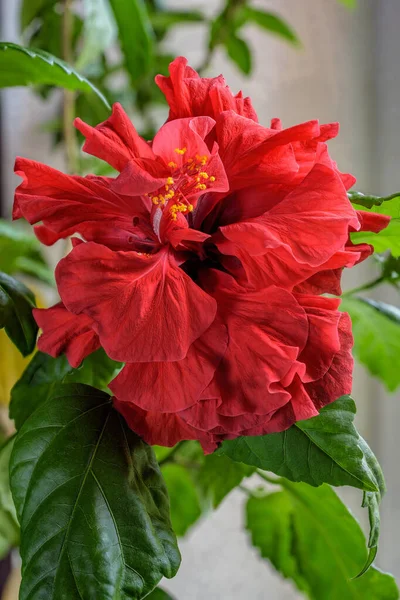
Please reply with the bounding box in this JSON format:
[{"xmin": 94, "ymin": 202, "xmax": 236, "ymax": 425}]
[
  {"xmin": 152, "ymin": 197, "xmax": 159, "ymax": 205},
  {"xmin": 209, "ymin": 176, "xmax": 216, "ymax": 182},
  {"xmin": 199, "ymin": 172, "xmax": 209, "ymax": 179},
  {"xmin": 166, "ymin": 177, "xmax": 174, "ymax": 185},
  {"xmin": 188, "ymin": 204, "xmax": 194, "ymax": 212},
  {"xmin": 196, "ymin": 183, "xmax": 207, "ymax": 190},
  {"xmin": 168, "ymin": 161, "xmax": 177, "ymax": 169},
  {"xmin": 174, "ymin": 147, "xmax": 187, "ymax": 155}
]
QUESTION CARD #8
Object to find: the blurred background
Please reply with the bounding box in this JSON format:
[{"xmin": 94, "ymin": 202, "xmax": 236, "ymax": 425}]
[{"xmin": 1, "ymin": 0, "xmax": 400, "ymax": 598}]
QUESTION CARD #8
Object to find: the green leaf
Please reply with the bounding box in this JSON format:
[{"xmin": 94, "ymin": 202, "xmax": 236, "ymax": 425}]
[
  {"xmin": 10, "ymin": 348, "xmax": 122, "ymax": 430},
  {"xmin": 218, "ymin": 396, "xmax": 380, "ymax": 492},
  {"xmin": 351, "ymin": 219, "xmax": 400, "ymax": 257},
  {"xmin": 150, "ymin": 10, "xmax": 204, "ymax": 30},
  {"xmin": 198, "ymin": 454, "xmax": 254, "ymax": 508},
  {"xmin": 10, "ymin": 383, "xmax": 180, "ymax": 599},
  {"xmin": 76, "ymin": 0, "xmax": 117, "ymax": 70},
  {"xmin": 145, "ymin": 588, "xmax": 176, "ymax": 600},
  {"xmin": 350, "ymin": 193, "xmax": 400, "ymax": 256},
  {"xmin": 20, "ymin": 0, "xmax": 56, "ymax": 30},
  {"xmin": 108, "ymin": 0, "xmax": 154, "ymax": 83},
  {"xmin": 225, "ymin": 34, "xmax": 252, "ymax": 74},
  {"xmin": 161, "ymin": 464, "xmax": 202, "ymax": 537},
  {"xmin": 0, "ymin": 272, "xmax": 37, "ymax": 356},
  {"xmin": 0, "ymin": 220, "xmax": 53, "ymax": 285},
  {"xmin": 341, "ymin": 297, "xmax": 400, "ymax": 391},
  {"xmin": 0, "ymin": 42, "xmax": 110, "ymax": 108},
  {"xmin": 0, "ymin": 437, "xmax": 19, "ymax": 559},
  {"xmin": 348, "ymin": 191, "xmax": 400, "ymax": 210},
  {"xmin": 246, "ymin": 483, "xmax": 398, "ymax": 599},
  {"xmin": 242, "ymin": 8, "xmax": 299, "ymax": 45}
]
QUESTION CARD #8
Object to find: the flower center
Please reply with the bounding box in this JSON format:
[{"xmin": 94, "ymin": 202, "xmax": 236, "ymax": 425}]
[{"xmin": 147, "ymin": 148, "xmax": 216, "ymax": 221}]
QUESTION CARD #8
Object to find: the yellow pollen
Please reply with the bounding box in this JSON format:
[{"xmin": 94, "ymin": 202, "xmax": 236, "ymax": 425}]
[
  {"xmin": 196, "ymin": 183, "xmax": 207, "ymax": 190},
  {"xmin": 209, "ymin": 176, "xmax": 216, "ymax": 182},
  {"xmin": 188, "ymin": 204, "xmax": 194, "ymax": 212},
  {"xmin": 199, "ymin": 172, "xmax": 209, "ymax": 179},
  {"xmin": 174, "ymin": 147, "xmax": 187, "ymax": 155},
  {"xmin": 166, "ymin": 177, "xmax": 174, "ymax": 185},
  {"xmin": 152, "ymin": 197, "xmax": 159, "ymax": 205},
  {"xmin": 168, "ymin": 161, "xmax": 177, "ymax": 169}
]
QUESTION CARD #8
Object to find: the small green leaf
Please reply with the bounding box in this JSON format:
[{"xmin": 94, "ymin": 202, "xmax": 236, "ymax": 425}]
[
  {"xmin": 198, "ymin": 454, "xmax": 254, "ymax": 508},
  {"xmin": 0, "ymin": 437, "xmax": 19, "ymax": 559},
  {"xmin": 10, "ymin": 383, "xmax": 180, "ymax": 599},
  {"xmin": 76, "ymin": 0, "xmax": 117, "ymax": 70},
  {"xmin": 0, "ymin": 42, "xmax": 110, "ymax": 108},
  {"xmin": 341, "ymin": 297, "xmax": 400, "ymax": 391},
  {"xmin": 10, "ymin": 348, "xmax": 122, "ymax": 430},
  {"xmin": 348, "ymin": 191, "xmax": 400, "ymax": 210},
  {"xmin": 161, "ymin": 464, "xmax": 202, "ymax": 537},
  {"xmin": 242, "ymin": 8, "xmax": 299, "ymax": 45},
  {"xmin": 225, "ymin": 34, "xmax": 252, "ymax": 74},
  {"xmin": 0, "ymin": 272, "xmax": 37, "ymax": 356},
  {"xmin": 218, "ymin": 396, "xmax": 380, "ymax": 492},
  {"xmin": 108, "ymin": 0, "xmax": 154, "ymax": 83},
  {"xmin": 246, "ymin": 483, "xmax": 398, "ymax": 599}
]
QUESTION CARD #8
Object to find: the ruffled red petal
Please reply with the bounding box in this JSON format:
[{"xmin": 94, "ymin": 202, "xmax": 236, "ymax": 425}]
[
  {"xmin": 56, "ymin": 242, "xmax": 217, "ymax": 363},
  {"xmin": 33, "ymin": 303, "xmax": 100, "ymax": 368}
]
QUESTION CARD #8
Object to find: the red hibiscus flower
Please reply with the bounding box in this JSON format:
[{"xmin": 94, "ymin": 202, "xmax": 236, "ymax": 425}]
[{"xmin": 14, "ymin": 57, "xmax": 390, "ymax": 453}]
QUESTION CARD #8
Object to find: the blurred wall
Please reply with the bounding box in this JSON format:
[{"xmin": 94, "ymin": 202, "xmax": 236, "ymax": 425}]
[{"xmin": 1, "ymin": 0, "xmax": 399, "ymax": 598}]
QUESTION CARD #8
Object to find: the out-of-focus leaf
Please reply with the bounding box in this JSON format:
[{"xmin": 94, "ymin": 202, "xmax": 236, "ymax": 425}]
[
  {"xmin": 20, "ymin": 0, "xmax": 57, "ymax": 31},
  {"xmin": 161, "ymin": 464, "xmax": 202, "ymax": 537},
  {"xmin": 10, "ymin": 383, "xmax": 181, "ymax": 599},
  {"xmin": 108, "ymin": 0, "xmax": 154, "ymax": 83},
  {"xmin": 198, "ymin": 454, "xmax": 254, "ymax": 508},
  {"xmin": 341, "ymin": 297, "xmax": 400, "ymax": 391},
  {"xmin": 0, "ymin": 437, "xmax": 19, "ymax": 559},
  {"xmin": 150, "ymin": 10, "xmax": 204, "ymax": 30},
  {"xmin": 77, "ymin": 0, "xmax": 117, "ymax": 69},
  {"xmin": 246, "ymin": 483, "xmax": 399, "ymax": 599},
  {"xmin": 241, "ymin": 7, "xmax": 299, "ymax": 45},
  {"xmin": 0, "ymin": 42, "xmax": 110, "ymax": 109},
  {"xmin": 0, "ymin": 220, "xmax": 53, "ymax": 286},
  {"xmin": 225, "ymin": 34, "xmax": 252, "ymax": 74},
  {"xmin": 0, "ymin": 272, "xmax": 37, "ymax": 356},
  {"xmin": 10, "ymin": 348, "xmax": 122, "ymax": 430}
]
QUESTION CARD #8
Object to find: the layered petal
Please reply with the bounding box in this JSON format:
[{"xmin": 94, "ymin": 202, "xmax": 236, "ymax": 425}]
[
  {"xmin": 155, "ymin": 56, "xmax": 258, "ymax": 122},
  {"xmin": 14, "ymin": 158, "xmax": 152, "ymax": 250},
  {"xmin": 75, "ymin": 103, "xmax": 155, "ymax": 171},
  {"xmin": 216, "ymin": 164, "xmax": 359, "ymax": 289},
  {"xmin": 33, "ymin": 303, "xmax": 100, "ymax": 368},
  {"xmin": 56, "ymin": 242, "xmax": 217, "ymax": 363},
  {"xmin": 110, "ymin": 317, "xmax": 227, "ymax": 412}
]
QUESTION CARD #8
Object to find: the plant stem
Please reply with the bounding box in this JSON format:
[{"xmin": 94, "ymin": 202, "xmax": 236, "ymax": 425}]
[
  {"xmin": 62, "ymin": 0, "xmax": 79, "ymax": 174},
  {"xmin": 341, "ymin": 275, "xmax": 385, "ymax": 297},
  {"xmin": 256, "ymin": 469, "xmax": 281, "ymax": 485},
  {"xmin": 158, "ymin": 441, "xmax": 186, "ymax": 466}
]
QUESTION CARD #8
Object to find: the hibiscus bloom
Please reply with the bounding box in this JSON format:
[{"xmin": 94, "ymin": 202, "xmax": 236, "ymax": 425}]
[{"xmin": 14, "ymin": 57, "xmax": 390, "ymax": 453}]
